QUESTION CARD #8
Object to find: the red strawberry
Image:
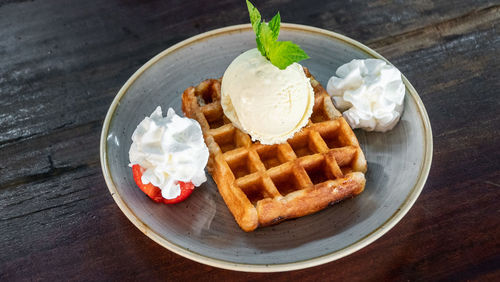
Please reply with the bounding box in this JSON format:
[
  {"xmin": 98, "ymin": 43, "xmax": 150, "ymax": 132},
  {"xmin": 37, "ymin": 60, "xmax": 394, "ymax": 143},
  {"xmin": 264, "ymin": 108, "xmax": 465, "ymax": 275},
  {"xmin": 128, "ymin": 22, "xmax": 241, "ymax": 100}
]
[
  {"xmin": 162, "ymin": 181, "xmax": 194, "ymax": 204},
  {"xmin": 131, "ymin": 164, "xmax": 194, "ymax": 204}
]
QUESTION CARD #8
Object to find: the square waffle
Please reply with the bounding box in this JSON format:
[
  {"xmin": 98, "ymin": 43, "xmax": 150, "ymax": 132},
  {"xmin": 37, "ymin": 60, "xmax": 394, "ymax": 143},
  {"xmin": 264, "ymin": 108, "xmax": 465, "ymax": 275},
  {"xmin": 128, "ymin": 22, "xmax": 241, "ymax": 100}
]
[{"xmin": 182, "ymin": 68, "xmax": 367, "ymax": 232}]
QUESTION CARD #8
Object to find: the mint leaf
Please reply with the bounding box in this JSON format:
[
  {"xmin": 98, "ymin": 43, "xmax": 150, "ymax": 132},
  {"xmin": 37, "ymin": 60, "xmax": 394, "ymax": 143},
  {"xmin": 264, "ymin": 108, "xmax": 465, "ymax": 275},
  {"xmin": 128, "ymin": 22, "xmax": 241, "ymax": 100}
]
[
  {"xmin": 268, "ymin": 12, "xmax": 280, "ymax": 41},
  {"xmin": 255, "ymin": 37, "xmax": 265, "ymax": 56},
  {"xmin": 246, "ymin": 0, "xmax": 265, "ymax": 55},
  {"xmin": 269, "ymin": 41, "xmax": 310, "ymax": 70},
  {"xmin": 246, "ymin": 0, "xmax": 309, "ymax": 69},
  {"xmin": 258, "ymin": 23, "xmax": 275, "ymax": 57},
  {"xmin": 246, "ymin": 0, "xmax": 261, "ymax": 34}
]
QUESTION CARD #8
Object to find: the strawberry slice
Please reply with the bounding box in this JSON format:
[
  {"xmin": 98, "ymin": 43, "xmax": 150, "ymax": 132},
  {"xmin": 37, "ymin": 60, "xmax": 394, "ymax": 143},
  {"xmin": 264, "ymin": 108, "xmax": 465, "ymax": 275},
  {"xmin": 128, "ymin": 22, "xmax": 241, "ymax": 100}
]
[
  {"xmin": 131, "ymin": 164, "xmax": 194, "ymax": 204},
  {"xmin": 162, "ymin": 181, "xmax": 194, "ymax": 204}
]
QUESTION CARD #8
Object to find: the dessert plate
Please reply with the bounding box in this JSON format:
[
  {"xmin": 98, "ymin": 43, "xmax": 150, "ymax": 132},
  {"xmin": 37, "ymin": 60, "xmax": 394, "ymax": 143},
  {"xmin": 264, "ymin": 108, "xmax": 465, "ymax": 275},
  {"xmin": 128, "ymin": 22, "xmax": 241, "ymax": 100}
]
[{"xmin": 100, "ymin": 24, "xmax": 432, "ymax": 272}]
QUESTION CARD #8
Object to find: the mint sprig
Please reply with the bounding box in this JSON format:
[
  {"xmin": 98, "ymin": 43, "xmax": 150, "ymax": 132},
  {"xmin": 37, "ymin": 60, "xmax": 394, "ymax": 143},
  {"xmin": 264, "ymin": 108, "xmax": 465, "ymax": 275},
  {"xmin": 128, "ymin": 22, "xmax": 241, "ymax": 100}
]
[{"xmin": 246, "ymin": 0, "xmax": 309, "ymax": 70}]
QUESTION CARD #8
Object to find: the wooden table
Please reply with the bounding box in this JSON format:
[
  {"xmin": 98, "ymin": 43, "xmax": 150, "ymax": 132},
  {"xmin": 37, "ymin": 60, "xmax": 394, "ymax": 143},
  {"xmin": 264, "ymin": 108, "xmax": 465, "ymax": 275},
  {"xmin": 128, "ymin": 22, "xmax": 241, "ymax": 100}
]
[{"xmin": 1, "ymin": 0, "xmax": 499, "ymax": 280}]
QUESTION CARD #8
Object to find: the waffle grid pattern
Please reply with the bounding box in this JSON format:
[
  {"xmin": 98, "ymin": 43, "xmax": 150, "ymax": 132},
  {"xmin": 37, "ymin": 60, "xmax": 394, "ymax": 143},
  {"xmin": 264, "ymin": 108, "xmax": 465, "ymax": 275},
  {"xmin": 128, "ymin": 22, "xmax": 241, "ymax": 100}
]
[{"xmin": 182, "ymin": 69, "xmax": 367, "ymax": 231}]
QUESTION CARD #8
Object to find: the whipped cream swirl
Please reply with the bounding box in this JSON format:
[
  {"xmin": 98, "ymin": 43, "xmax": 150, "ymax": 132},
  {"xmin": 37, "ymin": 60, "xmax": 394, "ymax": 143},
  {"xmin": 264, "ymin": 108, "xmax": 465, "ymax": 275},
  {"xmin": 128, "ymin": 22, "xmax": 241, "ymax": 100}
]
[
  {"xmin": 129, "ymin": 107, "xmax": 209, "ymax": 199},
  {"xmin": 327, "ymin": 59, "xmax": 405, "ymax": 132}
]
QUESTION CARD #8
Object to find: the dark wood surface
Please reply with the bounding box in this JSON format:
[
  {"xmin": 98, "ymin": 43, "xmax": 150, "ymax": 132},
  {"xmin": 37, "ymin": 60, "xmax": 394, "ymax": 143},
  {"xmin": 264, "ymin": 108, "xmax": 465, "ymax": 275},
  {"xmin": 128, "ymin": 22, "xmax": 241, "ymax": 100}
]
[{"xmin": 1, "ymin": 0, "xmax": 499, "ymax": 280}]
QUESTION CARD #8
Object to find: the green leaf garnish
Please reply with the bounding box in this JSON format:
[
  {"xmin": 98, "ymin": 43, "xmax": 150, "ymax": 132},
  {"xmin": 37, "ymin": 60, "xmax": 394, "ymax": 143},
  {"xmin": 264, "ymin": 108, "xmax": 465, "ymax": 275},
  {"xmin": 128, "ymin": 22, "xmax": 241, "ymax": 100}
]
[
  {"xmin": 246, "ymin": 0, "xmax": 309, "ymax": 70},
  {"xmin": 269, "ymin": 41, "xmax": 310, "ymax": 70},
  {"xmin": 247, "ymin": 0, "xmax": 261, "ymax": 33},
  {"xmin": 268, "ymin": 12, "xmax": 280, "ymax": 41}
]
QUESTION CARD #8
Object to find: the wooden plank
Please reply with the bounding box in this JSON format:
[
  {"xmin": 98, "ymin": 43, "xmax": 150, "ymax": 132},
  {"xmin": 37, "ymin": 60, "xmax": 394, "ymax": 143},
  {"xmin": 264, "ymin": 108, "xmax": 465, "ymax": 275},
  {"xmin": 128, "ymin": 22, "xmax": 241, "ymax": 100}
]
[
  {"xmin": 0, "ymin": 120, "xmax": 100, "ymax": 189},
  {"xmin": 369, "ymin": 4, "xmax": 500, "ymax": 57}
]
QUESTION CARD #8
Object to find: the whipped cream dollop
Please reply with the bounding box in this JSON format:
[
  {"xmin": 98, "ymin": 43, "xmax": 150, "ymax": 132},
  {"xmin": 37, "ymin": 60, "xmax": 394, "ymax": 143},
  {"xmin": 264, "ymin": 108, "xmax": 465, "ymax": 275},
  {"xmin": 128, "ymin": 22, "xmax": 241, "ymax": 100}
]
[
  {"xmin": 326, "ymin": 59, "xmax": 405, "ymax": 132},
  {"xmin": 129, "ymin": 107, "xmax": 209, "ymax": 199}
]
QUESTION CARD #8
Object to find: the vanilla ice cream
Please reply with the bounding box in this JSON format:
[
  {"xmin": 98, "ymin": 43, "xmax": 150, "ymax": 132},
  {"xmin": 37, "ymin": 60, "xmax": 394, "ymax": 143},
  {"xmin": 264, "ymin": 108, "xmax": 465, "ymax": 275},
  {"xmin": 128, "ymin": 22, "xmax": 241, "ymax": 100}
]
[{"xmin": 221, "ymin": 48, "xmax": 314, "ymax": 145}]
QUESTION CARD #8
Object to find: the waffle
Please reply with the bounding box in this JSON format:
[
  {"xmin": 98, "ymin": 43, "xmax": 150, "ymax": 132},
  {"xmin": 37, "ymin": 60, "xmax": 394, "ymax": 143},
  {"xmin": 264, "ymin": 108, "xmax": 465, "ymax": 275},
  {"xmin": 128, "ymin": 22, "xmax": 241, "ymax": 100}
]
[{"xmin": 182, "ymin": 68, "xmax": 367, "ymax": 232}]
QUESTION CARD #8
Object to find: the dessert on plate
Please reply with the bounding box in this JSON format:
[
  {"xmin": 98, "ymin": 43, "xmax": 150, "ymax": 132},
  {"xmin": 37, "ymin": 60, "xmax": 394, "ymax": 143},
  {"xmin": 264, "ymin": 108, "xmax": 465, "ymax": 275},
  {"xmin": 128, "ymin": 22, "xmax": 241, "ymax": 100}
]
[
  {"xmin": 181, "ymin": 1, "xmax": 367, "ymax": 231},
  {"xmin": 182, "ymin": 69, "xmax": 367, "ymax": 231}
]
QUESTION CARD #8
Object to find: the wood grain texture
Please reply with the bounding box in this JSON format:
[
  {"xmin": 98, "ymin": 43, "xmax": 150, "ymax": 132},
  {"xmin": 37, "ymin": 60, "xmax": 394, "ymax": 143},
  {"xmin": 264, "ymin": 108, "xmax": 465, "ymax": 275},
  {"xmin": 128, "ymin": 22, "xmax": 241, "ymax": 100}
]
[{"xmin": 0, "ymin": 0, "xmax": 499, "ymax": 280}]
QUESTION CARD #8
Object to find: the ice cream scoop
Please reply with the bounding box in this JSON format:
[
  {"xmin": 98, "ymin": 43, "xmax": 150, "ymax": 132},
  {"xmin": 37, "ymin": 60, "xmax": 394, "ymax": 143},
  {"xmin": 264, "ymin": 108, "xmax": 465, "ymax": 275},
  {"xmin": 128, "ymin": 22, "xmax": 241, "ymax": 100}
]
[{"xmin": 221, "ymin": 48, "xmax": 314, "ymax": 145}]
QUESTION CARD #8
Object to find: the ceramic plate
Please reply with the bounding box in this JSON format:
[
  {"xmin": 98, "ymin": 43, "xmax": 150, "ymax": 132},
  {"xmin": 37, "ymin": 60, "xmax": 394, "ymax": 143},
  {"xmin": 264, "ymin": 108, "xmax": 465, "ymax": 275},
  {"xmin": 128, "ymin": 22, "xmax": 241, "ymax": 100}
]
[{"xmin": 100, "ymin": 24, "xmax": 432, "ymax": 272}]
